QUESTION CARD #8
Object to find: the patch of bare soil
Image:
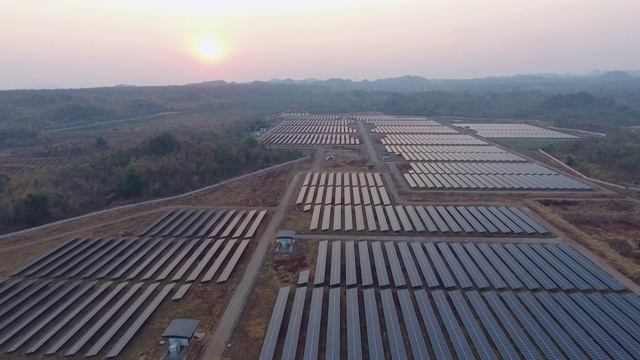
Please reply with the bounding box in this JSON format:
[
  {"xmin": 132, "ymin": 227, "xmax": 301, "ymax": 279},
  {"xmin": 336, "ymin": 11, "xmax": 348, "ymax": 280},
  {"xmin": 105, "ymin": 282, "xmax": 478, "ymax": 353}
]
[
  {"xmin": 529, "ymin": 198, "xmax": 640, "ymax": 285},
  {"xmin": 223, "ymin": 240, "xmax": 316, "ymax": 359}
]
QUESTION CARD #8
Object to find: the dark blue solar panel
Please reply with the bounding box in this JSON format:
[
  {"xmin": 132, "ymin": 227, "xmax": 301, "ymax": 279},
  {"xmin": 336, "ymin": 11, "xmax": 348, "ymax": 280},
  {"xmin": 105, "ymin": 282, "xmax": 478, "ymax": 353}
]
[
  {"xmin": 504, "ymin": 244, "xmax": 557, "ymax": 290},
  {"xmin": 358, "ymin": 242, "xmax": 373, "ymax": 287},
  {"xmin": 463, "ymin": 243, "xmax": 507, "ymax": 289},
  {"xmin": 490, "ymin": 244, "xmax": 539, "ymax": 290},
  {"xmin": 363, "ymin": 289, "xmax": 384, "ymax": 360},
  {"xmin": 431, "ymin": 290, "xmax": 473, "ymax": 359},
  {"xmin": 424, "ymin": 242, "xmax": 456, "ymax": 288},
  {"xmin": 449, "ymin": 291, "xmax": 496, "ymax": 360},
  {"xmin": 515, "ymin": 244, "xmax": 571, "ymax": 290},
  {"xmin": 380, "ymin": 289, "xmax": 407, "ymax": 360},
  {"xmin": 410, "ymin": 242, "xmax": 439, "ymax": 287},
  {"xmin": 437, "ymin": 243, "xmax": 473, "ymax": 288},
  {"xmin": 397, "ymin": 290, "xmax": 429, "ymax": 359},
  {"xmin": 414, "ymin": 290, "xmax": 451, "ymax": 359},
  {"xmin": 346, "ymin": 288, "xmax": 362, "ymax": 360},
  {"xmin": 450, "ymin": 243, "xmax": 489, "ymax": 289}
]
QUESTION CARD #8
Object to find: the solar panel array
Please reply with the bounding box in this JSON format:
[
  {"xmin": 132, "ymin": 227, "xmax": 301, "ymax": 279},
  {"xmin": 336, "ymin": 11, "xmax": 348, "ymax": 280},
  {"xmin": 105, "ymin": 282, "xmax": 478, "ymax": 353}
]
[
  {"xmin": 261, "ymin": 133, "xmax": 360, "ymax": 145},
  {"xmin": 372, "ymin": 125, "xmax": 458, "ymax": 134},
  {"xmin": 279, "ymin": 115, "xmax": 341, "ymax": 121},
  {"xmin": 274, "ymin": 125, "xmax": 356, "ymax": 133},
  {"xmin": 309, "ymin": 204, "xmax": 550, "ymax": 236},
  {"xmin": 0, "ymin": 280, "xmax": 187, "ymax": 357},
  {"xmin": 455, "ymin": 123, "xmax": 579, "ymax": 139},
  {"xmin": 386, "ymin": 144, "xmax": 508, "ymax": 154},
  {"xmin": 380, "ymin": 134, "xmax": 488, "ymax": 145},
  {"xmin": 259, "ymin": 239, "xmax": 639, "ymax": 359},
  {"xmin": 405, "ymin": 162, "xmax": 591, "ymax": 190},
  {"xmin": 12, "ymin": 236, "xmax": 252, "ymax": 284},
  {"xmin": 138, "ymin": 208, "xmax": 268, "ymax": 239}
]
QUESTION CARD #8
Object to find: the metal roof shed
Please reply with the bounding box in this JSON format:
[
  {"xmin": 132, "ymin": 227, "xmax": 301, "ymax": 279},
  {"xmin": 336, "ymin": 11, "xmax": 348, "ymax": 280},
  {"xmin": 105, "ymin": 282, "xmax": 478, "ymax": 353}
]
[{"xmin": 162, "ymin": 319, "xmax": 200, "ymax": 341}]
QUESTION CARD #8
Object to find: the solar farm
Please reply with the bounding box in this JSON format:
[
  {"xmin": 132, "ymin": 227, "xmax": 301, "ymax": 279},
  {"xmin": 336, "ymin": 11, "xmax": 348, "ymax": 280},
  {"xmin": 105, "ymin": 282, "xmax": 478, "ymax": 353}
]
[{"xmin": 2, "ymin": 112, "xmax": 638, "ymax": 360}]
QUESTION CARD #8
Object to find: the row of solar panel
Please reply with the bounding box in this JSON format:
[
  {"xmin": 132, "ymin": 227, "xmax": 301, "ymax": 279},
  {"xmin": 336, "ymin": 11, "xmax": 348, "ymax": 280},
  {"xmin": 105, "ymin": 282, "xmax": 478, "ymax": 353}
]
[
  {"xmin": 273, "ymin": 125, "xmax": 356, "ymax": 133},
  {"xmin": 366, "ymin": 119, "xmax": 442, "ymax": 126},
  {"xmin": 279, "ymin": 115, "xmax": 342, "ymax": 121},
  {"xmin": 380, "ymin": 134, "xmax": 488, "ymax": 145},
  {"xmin": 259, "ymin": 286, "xmax": 640, "ymax": 360},
  {"xmin": 261, "ymin": 134, "xmax": 360, "ymax": 145},
  {"xmin": 371, "ymin": 126, "xmax": 458, "ymax": 134},
  {"xmin": 399, "ymin": 151, "xmax": 526, "ymax": 162},
  {"xmin": 309, "ymin": 240, "xmax": 624, "ymax": 291},
  {"xmin": 12, "ymin": 237, "xmax": 250, "ymax": 283},
  {"xmin": 410, "ymin": 161, "xmax": 557, "ymax": 175},
  {"xmin": 276, "ymin": 120, "xmax": 353, "ymax": 126},
  {"xmin": 0, "ymin": 280, "xmax": 177, "ymax": 357},
  {"xmin": 297, "ymin": 185, "xmax": 392, "ymax": 208},
  {"xmin": 385, "ymin": 144, "xmax": 507, "ymax": 154},
  {"xmin": 455, "ymin": 123, "xmax": 578, "ymax": 139},
  {"xmin": 138, "ymin": 208, "xmax": 267, "ymax": 239},
  {"xmin": 405, "ymin": 172, "xmax": 591, "ymax": 190},
  {"xmin": 302, "ymin": 171, "xmax": 384, "ymax": 188},
  {"xmin": 309, "ymin": 204, "xmax": 549, "ymax": 235}
]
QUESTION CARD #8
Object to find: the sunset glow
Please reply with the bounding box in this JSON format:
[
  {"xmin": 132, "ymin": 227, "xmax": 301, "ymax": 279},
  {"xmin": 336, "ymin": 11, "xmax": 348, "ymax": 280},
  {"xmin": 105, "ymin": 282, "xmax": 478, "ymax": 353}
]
[
  {"xmin": 195, "ymin": 37, "xmax": 223, "ymax": 62},
  {"xmin": 1, "ymin": 0, "xmax": 639, "ymax": 89}
]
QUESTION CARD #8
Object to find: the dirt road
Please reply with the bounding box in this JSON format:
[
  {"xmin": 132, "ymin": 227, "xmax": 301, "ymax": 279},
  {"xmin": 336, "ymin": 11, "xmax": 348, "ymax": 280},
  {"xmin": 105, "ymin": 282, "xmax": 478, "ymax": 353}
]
[{"xmin": 201, "ymin": 172, "xmax": 301, "ymax": 359}]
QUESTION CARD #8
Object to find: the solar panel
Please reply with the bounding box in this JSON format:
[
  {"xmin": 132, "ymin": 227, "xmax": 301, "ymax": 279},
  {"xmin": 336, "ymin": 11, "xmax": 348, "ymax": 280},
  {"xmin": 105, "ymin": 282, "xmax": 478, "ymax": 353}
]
[
  {"xmin": 354, "ymin": 205, "xmax": 364, "ymax": 231},
  {"xmin": 172, "ymin": 283, "xmax": 191, "ymax": 300},
  {"xmin": 96, "ymin": 238, "xmax": 151, "ymax": 279},
  {"xmin": 543, "ymin": 245, "xmax": 607, "ymax": 291},
  {"xmin": 490, "ymin": 244, "xmax": 539, "ymax": 290},
  {"xmin": 557, "ymin": 244, "xmax": 625, "ymax": 291},
  {"xmin": 426, "ymin": 206, "xmax": 449, "ymax": 232},
  {"xmin": 25, "ymin": 282, "xmax": 112, "ymax": 354},
  {"xmin": 105, "ymin": 283, "xmax": 175, "ymax": 358},
  {"xmin": 326, "ymin": 288, "xmax": 340, "ymax": 360},
  {"xmin": 461, "ymin": 243, "xmax": 507, "ymax": 289},
  {"xmin": 202, "ymin": 239, "xmax": 237, "ymax": 282},
  {"xmin": 244, "ymin": 210, "xmax": 267, "ymax": 238},
  {"xmin": 380, "ymin": 289, "xmax": 407, "ymax": 359},
  {"xmin": 352, "ymin": 186, "xmax": 361, "ymax": 205},
  {"xmin": 588, "ymin": 293, "xmax": 640, "ymax": 336},
  {"xmin": 409, "ymin": 242, "xmax": 438, "ymax": 287},
  {"xmin": 169, "ymin": 238, "xmax": 213, "ymax": 281},
  {"xmin": 504, "ymin": 244, "xmax": 557, "ymax": 290},
  {"xmin": 516, "ymin": 292, "xmax": 585, "ymax": 360},
  {"xmin": 498, "ymin": 207, "xmax": 535, "ymax": 234},
  {"xmin": 281, "ymin": 287, "xmax": 307, "ymax": 360},
  {"xmin": 174, "ymin": 210, "xmax": 205, "ymax": 237},
  {"xmin": 196, "ymin": 210, "xmax": 226, "ymax": 237},
  {"xmin": 358, "ymin": 242, "xmax": 374, "ymax": 287},
  {"xmin": 530, "ymin": 244, "xmax": 590, "ymax": 290},
  {"xmin": 396, "ymin": 290, "xmax": 429, "ymax": 359},
  {"xmin": 431, "ymin": 290, "xmax": 474, "ymax": 359},
  {"xmin": 220, "ymin": 210, "xmax": 247, "ymax": 238},
  {"xmin": 415, "ymin": 206, "xmax": 438, "ymax": 232},
  {"xmin": 303, "ymin": 287, "xmax": 324, "ymax": 360},
  {"xmin": 38, "ymin": 237, "xmax": 101, "ymax": 277},
  {"xmin": 496, "ymin": 291, "xmax": 563, "ymax": 359},
  {"xmin": 404, "ymin": 206, "xmax": 425, "ymax": 232},
  {"xmin": 508, "ymin": 207, "xmax": 548, "ymax": 234},
  {"xmin": 232, "ymin": 210, "xmax": 256, "ymax": 238},
  {"xmin": 437, "ymin": 242, "xmax": 473, "ymax": 288},
  {"xmin": 59, "ymin": 282, "xmax": 143, "ymax": 356},
  {"xmin": 487, "ymin": 207, "xmax": 522, "ymax": 233},
  {"xmin": 476, "ymin": 206, "xmax": 510, "ymax": 233},
  {"xmin": 161, "ymin": 210, "xmax": 194, "ymax": 237},
  {"xmin": 218, "ymin": 239, "xmax": 250, "ymax": 283},
  {"xmin": 0, "ymin": 281, "xmax": 82, "ymax": 347},
  {"xmin": 375, "ymin": 205, "xmax": 389, "ymax": 231},
  {"xmin": 138, "ymin": 211, "xmax": 173, "ymax": 236},
  {"xmin": 209, "ymin": 210, "xmax": 236, "ymax": 238},
  {"xmin": 395, "ymin": 242, "xmax": 421, "ymax": 288},
  {"xmin": 330, "ymin": 241, "xmax": 341, "ymax": 286},
  {"xmin": 345, "ymin": 241, "xmax": 357, "ymax": 286},
  {"xmin": 184, "ymin": 210, "xmax": 215, "ymax": 237},
  {"xmin": 141, "ymin": 238, "xmax": 188, "ymax": 280},
  {"xmin": 258, "ymin": 287, "xmax": 290, "ymax": 360},
  {"xmin": 0, "ymin": 280, "xmax": 41, "ymax": 315},
  {"xmin": 321, "ymin": 205, "xmax": 331, "ymax": 230},
  {"xmin": 568, "ymin": 293, "xmax": 640, "ymax": 358},
  {"xmin": 465, "ymin": 291, "xmax": 521, "ymax": 360},
  {"xmin": 69, "ymin": 239, "xmax": 124, "ymax": 278},
  {"xmin": 533, "ymin": 292, "xmax": 609, "ymax": 359},
  {"xmin": 449, "ymin": 290, "xmax": 496, "ymax": 359},
  {"xmin": 446, "ymin": 206, "xmax": 474, "ymax": 233},
  {"xmin": 344, "ymin": 205, "xmax": 353, "ymax": 231},
  {"xmin": 424, "ymin": 242, "xmax": 456, "ymax": 288},
  {"xmin": 384, "ymin": 242, "xmax": 406, "ymax": 287},
  {"xmin": 436, "ymin": 206, "xmax": 462, "ymax": 233},
  {"xmin": 450, "ymin": 243, "xmax": 490, "ymax": 289},
  {"xmin": 314, "ymin": 240, "xmax": 328, "ymax": 286},
  {"xmin": 156, "ymin": 238, "xmax": 201, "ymax": 281},
  {"xmin": 0, "ymin": 280, "xmax": 63, "ymax": 332},
  {"xmin": 333, "ymin": 205, "xmax": 342, "ymax": 231},
  {"xmin": 346, "ymin": 288, "xmax": 362, "ymax": 360},
  {"xmin": 371, "ymin": 242, "xmax": 390, "ymax": 287},
  {"xmin": 364, "ymin": 205, "xmax": 377, "ymax": 231},
  {"xmin": 112, "ymin": 238, "xmax": 163, "ymax": 279},
  {"xmin": 147, "ymin": 210, "xmax": 182, "ymax": 236},
  {"xmin": 363, "ymin": 288, "xmax": 384, "ymax": 360},
  {"xmin": 552, "ymin": 293, "xmax": 634, "ymax": 359},
  {"xmin": 482, "ymin": 291, "xmax": 541, "ymax": 359}
]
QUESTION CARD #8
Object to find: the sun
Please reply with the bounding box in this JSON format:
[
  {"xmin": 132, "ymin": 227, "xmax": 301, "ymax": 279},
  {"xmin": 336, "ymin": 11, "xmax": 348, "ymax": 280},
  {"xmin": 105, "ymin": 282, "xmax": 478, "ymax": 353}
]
[{"xmin": 195, "ymin": 37, "xmax": 223, "ymax": 62}]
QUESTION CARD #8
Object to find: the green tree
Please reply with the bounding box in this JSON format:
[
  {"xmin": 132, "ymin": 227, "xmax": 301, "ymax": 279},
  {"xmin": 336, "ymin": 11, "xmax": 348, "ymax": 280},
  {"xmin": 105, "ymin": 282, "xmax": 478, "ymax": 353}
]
[{"xmin": 23, "ymin": 193, "xmax": 50, "ymax": 227}]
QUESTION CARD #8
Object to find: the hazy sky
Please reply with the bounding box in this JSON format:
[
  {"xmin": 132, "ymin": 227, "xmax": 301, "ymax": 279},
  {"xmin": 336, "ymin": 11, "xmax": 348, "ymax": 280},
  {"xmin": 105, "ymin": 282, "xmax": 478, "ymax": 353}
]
[{"xmin": 2, "ymin": 0, "xmax": 639, "ymax": 89}]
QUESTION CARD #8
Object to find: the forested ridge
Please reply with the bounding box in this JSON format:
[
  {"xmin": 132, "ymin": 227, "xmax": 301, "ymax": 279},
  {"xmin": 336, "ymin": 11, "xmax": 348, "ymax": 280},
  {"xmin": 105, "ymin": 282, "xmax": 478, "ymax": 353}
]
[{"xmin": 0, "ymin": 131, "xmax": 303, "ymax": 233}]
